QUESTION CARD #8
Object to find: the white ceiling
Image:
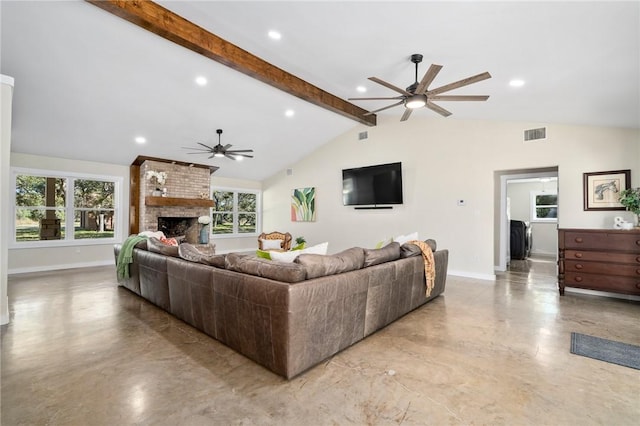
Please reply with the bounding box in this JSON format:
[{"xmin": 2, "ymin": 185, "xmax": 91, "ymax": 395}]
[{"xmin": 2, "ymin": 1, "xmax": 639, "ymax": 181}]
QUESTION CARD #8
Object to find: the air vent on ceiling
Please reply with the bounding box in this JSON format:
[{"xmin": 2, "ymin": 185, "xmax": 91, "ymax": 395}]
[
  {"xmin": 524, "ymin": 127, "xmax": 547, "ymax": 142},
  {"xmin": 358, "ymin": 131, "xmax": 368, "ymax": 141}
]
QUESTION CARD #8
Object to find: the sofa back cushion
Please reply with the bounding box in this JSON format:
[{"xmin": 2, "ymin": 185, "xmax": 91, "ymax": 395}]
[
  {"xmin": 363, "ymin": 242, "xmax": 401, "ymax": 267},
  {"xmin": 147, "ymin": 237, "xmax": 179, "ymax": 257},
  {"xmin": 295, "ymin": 247, "xmax": 365, "ymax": 279},
  {"xmin": 178, "ymin": 243, "xmax": 226, "ymax": 268},
  {"xmin": 225, "ymin": 253, "xmax": 307, "ymax": 283},
  {"xmin": 399, "ymin": 239, "xmax": 437, "ymax": 258}
]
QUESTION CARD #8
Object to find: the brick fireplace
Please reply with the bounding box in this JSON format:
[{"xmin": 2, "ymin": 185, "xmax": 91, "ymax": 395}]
[{"xmin": 134, "ymin": 159, "xmax": 215, "ymax": 243}]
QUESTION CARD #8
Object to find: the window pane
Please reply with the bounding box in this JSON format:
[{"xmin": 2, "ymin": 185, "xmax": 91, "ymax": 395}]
[
  {"xmin": 74, "ymin": 210, "xmax": 115, "ymax": 239},
  {"xmin": 75, "ymin": 179, "xmax": 114, "ymax": 208},
  {"xmin": 238, "ymin": 193, "xmax": 257, "ymax": 213},
  {"xmin": 535, "ymin": 194, "xmax": 557, "ymax": 206},
  {"xmin": 16, "ymin": 175, "xmax": 65, "ymax": 207},
  {"xmin": 536, "ymin": 207, "xmax": 557, "ymax": 219},
  {"xmin": 15, "ymin": 208, "xmax": 65, "ymax": 241},
  {"xmin": 212, "ymin": 191, "xmax": 233, "ymax": 212},
  {"xmin": 238, "ymin": 213, "xmax": 256, "ymax": 233},
  {"xmin": 211, "ymin": 213, "xmax": 233, "ymax": 234}
]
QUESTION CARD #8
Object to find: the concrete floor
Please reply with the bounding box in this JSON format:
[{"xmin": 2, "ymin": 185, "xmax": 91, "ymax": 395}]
[{"xmin": 2, "ymin": 256, "xmax": 639, "ymax": 425}]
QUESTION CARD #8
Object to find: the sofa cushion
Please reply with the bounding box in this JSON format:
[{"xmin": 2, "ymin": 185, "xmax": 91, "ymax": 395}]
[
  {"xmin": 269, "ymin": 242, "xmax": 329, "ymax": 263},
  {"xmin": 178, "ymin": 243, "xmax": 226, "ymax": 268},
  {"xmin": 400, "ymin": 239, "xmax": 437, "ymax": 258},
  {"xmin": 295, "ymin": 247, "xmax": 365, "ymax": 279},
  {"xmin": 225, "ymin": 253, "xmax": 307, "ymax": 283},
  {"xmin": 147, "ymin": 237, "xmax": 179, "ymax": 257},
  {"xmin": 364, "ymin": 242, "xmax": 401, "ymax": 267}
]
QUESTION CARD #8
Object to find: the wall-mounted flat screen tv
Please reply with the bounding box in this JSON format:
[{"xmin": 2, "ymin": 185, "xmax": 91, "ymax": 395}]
[{"xmin": 342, "ymin": 162, "xmax": 403, "ymax": 206}]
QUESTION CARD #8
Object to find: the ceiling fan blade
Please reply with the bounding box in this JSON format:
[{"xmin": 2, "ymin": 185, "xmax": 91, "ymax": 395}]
[
  {"xmin": 415, "ymin": 64, "xmax": 443, "ymax": 94},
  {"xmin": 368, "ymin": 77, "xmax": 412, "ymax": 96},
  {"xmin": 428, "ymin": 72, "xmax": 492, "ymax": 96},
  {"xmin": 183, "ymin": 147, "xmax": 213, "ymax": 152},
  {"xmin": 197, "ymin": 142, "xmax": 214, "ymax": 150},
  {"xmin": 400, "ymin": 109, "xmax": 413, "ymax": 122},
  {"xmin": 223, "ymin": 144, "xmax": 232, "ymax": 150},
  {"xmin": 234, "ymin": 153, "xmax": 254, "ymax": 158},
  {"xmin": 363, "ymin": 100, "xmax": 405, "ymax": 115},
  {"xmin": 348, "ymin": 96, "xmax": 404, "ymax": 101},
  {"xmin": 227, "ymin": 149, "xmax": 253, "ymax": 153},
  {"xmin": 426, "ymin": 101, "xmax": 452, "ymax": 117},
  {"xmin": 430, "ymin": 95, "xmax": 490, "ymax": 101}
]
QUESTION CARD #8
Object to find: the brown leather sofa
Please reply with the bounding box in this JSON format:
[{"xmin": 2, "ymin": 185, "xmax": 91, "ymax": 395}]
[{"xmin": 114, "ymin": 240, "xmax": 448, "ymax": 379}]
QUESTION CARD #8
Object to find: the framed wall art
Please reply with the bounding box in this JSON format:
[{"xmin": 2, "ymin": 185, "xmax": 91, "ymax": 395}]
[
  {"xmin": 583, "ymin": 169, "xmax": 630, "ymax": 211},
  {"xmin": 291, "ymin": 187, "xmax": 316, "ymax": 222}
]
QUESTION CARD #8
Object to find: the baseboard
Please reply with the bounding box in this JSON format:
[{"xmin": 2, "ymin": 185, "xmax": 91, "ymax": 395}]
[
  {"xmin": 1, "ymin": 296, "xmax": 9, "ymax": 325},
  {"xmin": 564, "ymin": 287, "xmax": 640, "ymax": 302},
  {"xmin": 8, "ymin": 260, "xmax": 114, "ymax": 276},
  {"xmin": 448, "ymin": 269, "xmax": 496, "ymax": 281}
]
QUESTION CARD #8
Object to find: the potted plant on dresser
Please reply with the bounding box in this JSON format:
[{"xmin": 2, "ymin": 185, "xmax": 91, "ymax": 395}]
[{"xmin": 618, "ymin": 187, "xmax": 640, "ymax": 226}]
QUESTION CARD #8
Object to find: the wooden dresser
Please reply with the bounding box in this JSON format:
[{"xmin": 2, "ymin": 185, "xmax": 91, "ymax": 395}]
[{"xmin": 558, "ymin": 228, "xmax": 640, "ymax": 296}]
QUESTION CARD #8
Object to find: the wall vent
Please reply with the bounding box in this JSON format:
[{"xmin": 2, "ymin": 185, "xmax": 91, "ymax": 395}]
[
  {"xmin": 524, "ymin": 127, "xmax": 547, "ymax": 142},
  {"xmin": 358, "ymin": 131, "xmax": 368, "ymax": 141}
]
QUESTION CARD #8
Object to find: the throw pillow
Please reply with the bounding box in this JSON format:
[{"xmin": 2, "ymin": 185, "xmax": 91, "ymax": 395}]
[
  {"xmin": 393, "ymin": 231, "xmax": 419, "ymax": 245},
  {"xmin": 375, "ymin": 237, "xmax": 392, "ymax": 249},
  {"xmin": 261, "ymin": 238, "xmax": 284, "ymax": 250},
  {"xmin": 295, "ymin": 247, "xmax": 365, "ymax": 279},
  {"xmin": 364, "ymin": 242, "xmax": 401, "ymax": 267},
  {"xmin": 256, "ymin": 249, "xmax": 272, "ymax": 260},
  {"xmin": 138, "ymin": 230, "xmax": 165, "ymax": 239}
]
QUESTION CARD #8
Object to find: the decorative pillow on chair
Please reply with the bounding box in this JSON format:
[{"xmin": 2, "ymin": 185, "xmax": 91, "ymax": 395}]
[{"xmin": 260, "ymin": 239, "xmax": 284, "ymax": 250}]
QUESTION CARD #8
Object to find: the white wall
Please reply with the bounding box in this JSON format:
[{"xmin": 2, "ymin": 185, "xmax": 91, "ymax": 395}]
[
  {"xmin": 1, "ymin": 75, "xmax": 15, "ymax": 324},
  {"xmin": 262, "ymin": 115, "xmax": 639, "ymax": 279},
  {"xmin": 8, "ymin": 153, "xmax": 130, "ymax": 273}
]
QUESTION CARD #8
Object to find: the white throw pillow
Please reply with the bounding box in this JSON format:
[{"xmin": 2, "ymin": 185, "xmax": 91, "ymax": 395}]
[
  {"xmin": 270, "ymin": 242, "xmax": 329, "ymax": 263},
  {"xmin": 261, "ymin": 239, "xmax": 283, "ymax": 250},
  {"xmin": 393, "ymin": 232, "xmax": 418, "ymax": 245}
]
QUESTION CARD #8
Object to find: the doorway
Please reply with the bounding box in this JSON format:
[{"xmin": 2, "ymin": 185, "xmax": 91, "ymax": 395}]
[{"xmin": 495, "ymin": 167, "xmax": 559, "ymax": 272}]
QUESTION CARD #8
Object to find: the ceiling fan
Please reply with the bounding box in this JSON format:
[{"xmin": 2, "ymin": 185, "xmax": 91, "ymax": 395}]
[
  {"xmin": 184, "ymin": 129, "xmax": 254, "ymax": 161},
  {"xmin": 349, "ymin": 54, "xmax": 491, "ymax": 122}
]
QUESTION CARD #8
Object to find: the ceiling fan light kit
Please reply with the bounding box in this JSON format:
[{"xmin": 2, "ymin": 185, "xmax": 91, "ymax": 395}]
[
  {"xmin": 184, "ymin": 129, "xmax": 254, "ymax": 161},
  {"xmin": 349, "ymin": 53, "xmax": 491, "ymax": 121}
]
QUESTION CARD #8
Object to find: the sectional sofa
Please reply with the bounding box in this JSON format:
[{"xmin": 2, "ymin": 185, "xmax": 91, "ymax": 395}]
[{"xmin": 114, "ymin": 239, "xmax": 448, "ymax": 379}]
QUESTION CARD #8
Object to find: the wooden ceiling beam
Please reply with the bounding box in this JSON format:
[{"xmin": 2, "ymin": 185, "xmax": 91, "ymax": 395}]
[{"xmin": 86, "ymin": 0, "xmax": 376, "ymax": 126}]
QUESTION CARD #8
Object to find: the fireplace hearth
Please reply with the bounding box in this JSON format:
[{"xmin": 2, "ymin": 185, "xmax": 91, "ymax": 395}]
[{"xmin": 158, "ymin": 217, "xmax": 198, "ymax": 243}]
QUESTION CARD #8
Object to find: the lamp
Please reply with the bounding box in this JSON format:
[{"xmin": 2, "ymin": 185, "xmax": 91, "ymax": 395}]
[
  {"xmin": 405, "ymin": 94, "xmax": 427, "ymax": 109},
  {"xmin": 214, "ymin": 152, "xmax": 224, "ymax": 158}
]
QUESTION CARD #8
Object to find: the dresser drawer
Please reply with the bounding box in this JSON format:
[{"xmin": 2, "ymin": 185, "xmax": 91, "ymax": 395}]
[
  {"xmin": 564, "ymin": 260, "xmax": 640, "ymax": 277},
  {"xmin": 564, "ymin": 272, "xmax": 640, "ymax": 295},
  {"xmin": 562, "ymin": 231, "xmax": 640, "ymax": 252},
  {"xmin": 565, "ymin": 250, "xmax": 640, "ymax": 264}
]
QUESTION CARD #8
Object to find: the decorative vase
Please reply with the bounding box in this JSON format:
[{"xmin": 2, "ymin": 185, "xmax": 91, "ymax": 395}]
[
  {"xmin": 199, "ymin": 225, "xmax": 209, "ymax": 244},
  {"xmin": 152, "ymin": 188, "xmax": 162, "ymax": 197}
]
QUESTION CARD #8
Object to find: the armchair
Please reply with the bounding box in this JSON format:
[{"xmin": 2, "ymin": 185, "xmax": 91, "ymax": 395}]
[{"xmin": 258, "ymin": 231, "xmax": 292, "ymax": 251}]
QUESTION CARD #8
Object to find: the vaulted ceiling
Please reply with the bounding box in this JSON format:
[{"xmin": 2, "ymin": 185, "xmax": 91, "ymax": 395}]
[{"xmin": 2, "ymin": 1, "xmax": 638, "ymax": 181}]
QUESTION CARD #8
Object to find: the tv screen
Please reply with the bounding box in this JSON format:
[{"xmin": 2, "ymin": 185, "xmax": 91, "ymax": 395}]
[{"xmin": 342, "ymin": 162, "xmax": 403, "ymax": 206}]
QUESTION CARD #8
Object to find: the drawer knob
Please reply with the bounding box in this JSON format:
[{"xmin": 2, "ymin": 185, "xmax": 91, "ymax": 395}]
[
  {"xmin": 637, "ymin": 256, "xmax": 640, "ymax": 263},
  {"xmin": 637, "ymin": 269, "xmax": 640, "ymax": 275},
  {"xmin": 575, "ymin": 237, "xmax": 583, "ymax": 243},
  {"xmin": 575, "ymin": 264, "xmax": 583, "ymax": 270},
  {"xmin": 574, "ymin": 253, "xmax": 583, "ymax": 258},
  {"xmin": 637, "ymin": 283, "xmax": 640, "ymax": 289},
  {"xmin": 636, "ymin": 240, "xmax": 640, "ymax": 246},
  {"xmin": 574, "ymin": 276, "xmax": 583, "ymax": 283}
]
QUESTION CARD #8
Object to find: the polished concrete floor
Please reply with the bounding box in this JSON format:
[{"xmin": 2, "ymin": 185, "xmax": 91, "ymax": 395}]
[{"xmin": 2, "ymin": 256, "xmax": 639, "ymax": 425}]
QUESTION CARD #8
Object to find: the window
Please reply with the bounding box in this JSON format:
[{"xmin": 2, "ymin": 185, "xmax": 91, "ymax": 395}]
[
  {"xmin": 210, "ymin": 188, "xmax": 261, "ymax": 236},
  {"xmin": 12, "ymin": 168, "xmax": 122, "ymax": 246},
  {"xmin": 531, "ymin": 191, "xmax": 558, "ymax": 222}
]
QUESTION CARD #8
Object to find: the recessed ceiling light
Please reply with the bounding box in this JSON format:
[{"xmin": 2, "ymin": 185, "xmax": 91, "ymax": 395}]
[
  {"xmin": 135, "ymin": 136, "xmax": 146, "ymax": 144},
  {"xmin": 268, "ymin": 30, "xmax": 282, "ymax": 40},
  {"xmin": 285, "ymin": 109, "xmax": 295, "ymax": 117},
  {"xmin": 509, "ymin": 79, "xmax": 525, "ymax": 87},
  {"xmin": 356, "ymin": 86, "xmax": 367, "ymax": 93},
  {"xmin": 195, "ymin": 76, "xmax": 207, "ymax": 86}
]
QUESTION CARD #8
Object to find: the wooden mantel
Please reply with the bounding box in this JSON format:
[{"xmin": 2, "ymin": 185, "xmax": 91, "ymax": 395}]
[{"xmin": 145, "ymin": 196, "xmax": 214, "ymax": 208}]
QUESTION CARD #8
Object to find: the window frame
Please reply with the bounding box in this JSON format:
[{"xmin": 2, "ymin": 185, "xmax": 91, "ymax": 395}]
[
  {"xmin": 530, "ymin": 190, "xmax": 558, "ymax": 223},
  {"xmin": 210, "ymin": 186, "xmax": 261, "ymax": 238},
  {"xmin": 10, "ymin": 167, "xmax": 124, "ymax": 248}
]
